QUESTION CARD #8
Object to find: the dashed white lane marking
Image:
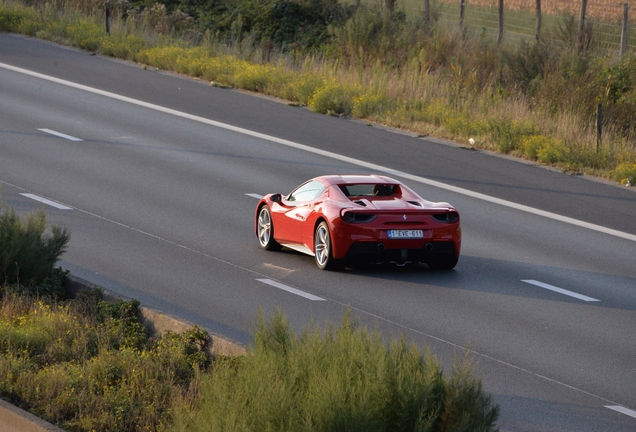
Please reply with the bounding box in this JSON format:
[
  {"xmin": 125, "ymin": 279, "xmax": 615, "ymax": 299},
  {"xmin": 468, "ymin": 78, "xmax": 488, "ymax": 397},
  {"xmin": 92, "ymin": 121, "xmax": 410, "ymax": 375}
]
[
  {"xmin": 4, "ymin": 62, "xmax": 635, "ymax": 243},
  {"xmin": 245, "ymin": 193, "xmax": 263, "ymax": 199},
  {"xmin": 257, "ymin": 278, "xmax": 325, "ymax": 301},
  {"xmin": 20, "ymin": 193, "xmax": 73, "ymax": 210},
  {"xmin": 38, "ymin": 128, "xmax": 83, "ymax": 141},
  {"xmin": 522, "ymin": 280, "xmax": 600, "ymax": 302},
  {"xmin": 605, "ymin": 405, "xmax": 636, "ymax": 419}
]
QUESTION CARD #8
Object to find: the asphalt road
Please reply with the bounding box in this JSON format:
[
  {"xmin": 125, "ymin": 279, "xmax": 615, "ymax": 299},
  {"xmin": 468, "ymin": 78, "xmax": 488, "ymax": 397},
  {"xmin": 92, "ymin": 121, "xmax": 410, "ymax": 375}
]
[{"xmin": 1, "ymin": 34, "xmax": 636, "ymax": 431}]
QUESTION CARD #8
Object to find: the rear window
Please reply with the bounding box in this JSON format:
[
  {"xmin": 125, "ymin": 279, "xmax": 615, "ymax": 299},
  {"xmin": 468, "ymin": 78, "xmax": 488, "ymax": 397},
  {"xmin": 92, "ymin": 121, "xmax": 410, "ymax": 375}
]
[{"xmin": 339, "ymin": 184, "xmax": 397, "ymax": 197}]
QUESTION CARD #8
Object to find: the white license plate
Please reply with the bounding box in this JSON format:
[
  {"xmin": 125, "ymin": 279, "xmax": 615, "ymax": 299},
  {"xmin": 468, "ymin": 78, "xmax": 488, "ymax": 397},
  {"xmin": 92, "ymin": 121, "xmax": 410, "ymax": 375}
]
[{"xmin": 388, "ymin": 230, "xmax": 424, "ymax": 239}]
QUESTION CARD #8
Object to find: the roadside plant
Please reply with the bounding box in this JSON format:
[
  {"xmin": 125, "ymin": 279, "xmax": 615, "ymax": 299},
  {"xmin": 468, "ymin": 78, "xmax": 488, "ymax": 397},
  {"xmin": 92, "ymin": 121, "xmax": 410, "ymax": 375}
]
[
  {"xmin": 612, "ymin": 161, "xmax": 636, "ymax": 186},
  {"xmin": 171, "ymin": 309, "xmax": 500, "ymax": 432},
  {"xmin": 0, "ymin": 202, "xmax": 70, "ymax": 287}
]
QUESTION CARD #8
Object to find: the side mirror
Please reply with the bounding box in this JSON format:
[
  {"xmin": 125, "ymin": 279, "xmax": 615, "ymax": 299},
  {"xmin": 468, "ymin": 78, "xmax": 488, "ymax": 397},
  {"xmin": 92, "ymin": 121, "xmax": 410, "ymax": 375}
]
[{"xmin": 271, "ymin": 193, "xmax": 282, "ymax": 203}]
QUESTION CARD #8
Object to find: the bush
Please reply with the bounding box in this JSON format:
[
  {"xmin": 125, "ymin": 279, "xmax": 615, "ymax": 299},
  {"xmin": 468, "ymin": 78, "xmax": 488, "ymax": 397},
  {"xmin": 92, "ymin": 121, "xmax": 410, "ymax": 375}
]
[
  {"xmin": 612, "ymin": 161, "xmax": 636, "ymax": 186},
  {"xmin": 0, "ymin": 5, "xmax": 24, "ymax": 31},
  {"xmin": 0, "ymin": 289, "xmax": 211, "ymax": 431},
  {"xmin": 0, "ymin": 204, "xmax": 70, "ymax": 287},
  {"xmin": 521, "ymin": 134, "xmax": 570, "ymax": 163},
  {"xmin": 488, "ymin": 118, "xmax": 537, "ymax": 154},
  {"xmin": 279, "ymin": 72, "xmax": 325, "ymax": 105},
  {"xmin": 352, "ymin": 91, "xmax": 392, "ymax": 118},
  {"xmin": 308, "ymin": 81, "xmax": 362, "ymax": 116},
  {"xmin": 171, "ymin": 309, "xmax": 500, "ymax": 432},
  {"xmin": 0, "ymin": 3, "xmax": 42, "ymax": 34}
]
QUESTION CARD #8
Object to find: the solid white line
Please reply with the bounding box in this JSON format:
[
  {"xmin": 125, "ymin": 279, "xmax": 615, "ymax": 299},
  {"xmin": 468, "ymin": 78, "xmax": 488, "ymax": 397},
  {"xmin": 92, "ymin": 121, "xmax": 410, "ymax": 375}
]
[
  {"xmin": 245, "ymin": 193, "xmax": 263, "ymax": 199},
  {"xmin": 20, "ymin": 193, "xmax": 73, "ymax": 210},
  {"xmin": 5, "ymin": 62, "xmax": 635, "ymax": 243},
  {"xmin": 256, "ymin": 278, "xmax": 325, "ymax": 301},
  {"xmin": 521, "ymin": 280, "xmax": 600, "ymax": 302},
  {"xmin": 38, "ymin": 128, "xmax": 83, "ymax": 141},
  {"xmin": 605, "ymin": 405, "xmax": 636, "ymax": 419}
]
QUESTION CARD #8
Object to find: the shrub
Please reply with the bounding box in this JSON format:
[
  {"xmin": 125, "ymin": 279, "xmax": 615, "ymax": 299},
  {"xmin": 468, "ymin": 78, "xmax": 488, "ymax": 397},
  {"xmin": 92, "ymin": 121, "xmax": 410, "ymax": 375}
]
[
  {"xmin": 612, "ymin": 161, "xmax": 636, "ymax": 186},
  {"xmin": 279, "ymin": 72, "xmax": 324, "ymax": 105},
  {"xmin": 171, "ymin": 309, "xmax": 500, "ymax": 432},
  {"xmin": 352, "ymin": 91, "xmax": 392, "ymax": 118},
  {"xmin": 536, "ymin": 139, "xmax": 569, "ymax": 165},
  {"xmin": 0, "ymin": 3, "xmax": 43, "ymax": 35},
  {"xmin": 488, "ymin": 118, "xmax": 537, "ymax": 154},
  {"xmin": 0, "ymin": 204, "xmax": 70, "ymax": 287},
  {"xmin": 232, "ymin": 62, "xmax": 279, "ymax": 93},
  {"xmin": 309, "ymin": 81, "xmax": 362, "ymax": 116},
  {"xmin": 0, "ymin": 289, "xmax": 211, "ymax": 431},
  {"xmin": 0, "ymin": 5, "xmax": 24, "ymax": 31},
  {"xmin": 98, "ymin": 33, "xmax": 147, "ymax": 60},
  {"xmin": 65, "ymin": 21, "xmax": 104, "ymax": 51}
]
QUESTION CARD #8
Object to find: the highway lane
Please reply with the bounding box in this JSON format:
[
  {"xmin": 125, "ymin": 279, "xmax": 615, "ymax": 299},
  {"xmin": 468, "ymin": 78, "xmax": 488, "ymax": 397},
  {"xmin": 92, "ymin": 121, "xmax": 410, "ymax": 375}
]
[
  {"xmin": 1, "ymin": 35, "xmax": 636, "ymax": 431},
  {"xmin": 2, "ymin": 34, "xmax": 635, "ymax": 235}
]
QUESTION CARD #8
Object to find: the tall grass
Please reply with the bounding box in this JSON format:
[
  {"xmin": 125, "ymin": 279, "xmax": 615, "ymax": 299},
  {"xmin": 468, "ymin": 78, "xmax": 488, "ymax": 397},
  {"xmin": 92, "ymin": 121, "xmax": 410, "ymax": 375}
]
[
  {"xmin": 171, "ymin": 309, "xmax": 499, "ymax": 432},
  {"xmin": 1, "ymin": 0, "xmax": 635, "ymax": 185}
]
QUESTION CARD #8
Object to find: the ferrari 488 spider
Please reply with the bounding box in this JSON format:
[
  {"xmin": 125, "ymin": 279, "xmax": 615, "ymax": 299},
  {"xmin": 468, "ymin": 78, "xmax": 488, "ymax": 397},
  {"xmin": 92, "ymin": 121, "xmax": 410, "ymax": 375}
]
[{"xmin": 255, "ymin": 175, "xmax": 461, "ymax": 270}]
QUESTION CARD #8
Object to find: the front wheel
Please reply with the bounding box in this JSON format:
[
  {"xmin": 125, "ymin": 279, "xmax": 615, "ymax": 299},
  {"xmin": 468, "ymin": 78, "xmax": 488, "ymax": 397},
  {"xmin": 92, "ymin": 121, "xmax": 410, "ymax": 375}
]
[
  {"xmin": 257, "ymin": 205, "xmax": 281, "ymax": 251},
  {"xmin": 314, "ymin": 222, "xmax": 343, "ymax": 270}
]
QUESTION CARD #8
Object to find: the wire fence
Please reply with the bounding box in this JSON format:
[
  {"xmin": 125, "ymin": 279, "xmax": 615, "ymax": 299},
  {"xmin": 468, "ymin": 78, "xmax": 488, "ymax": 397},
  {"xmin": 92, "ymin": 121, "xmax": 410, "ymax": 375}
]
[{"xmin": 391, "ymin": 0, "xmax": 636, "ymax": 56}]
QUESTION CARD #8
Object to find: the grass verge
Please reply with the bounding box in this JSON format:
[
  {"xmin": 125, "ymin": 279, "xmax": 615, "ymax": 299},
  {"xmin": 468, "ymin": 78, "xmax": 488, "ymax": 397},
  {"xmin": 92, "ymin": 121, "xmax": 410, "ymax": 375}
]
[{"xmin": 1, "ymin": 285, "xmax": 500, "ymax": 431}]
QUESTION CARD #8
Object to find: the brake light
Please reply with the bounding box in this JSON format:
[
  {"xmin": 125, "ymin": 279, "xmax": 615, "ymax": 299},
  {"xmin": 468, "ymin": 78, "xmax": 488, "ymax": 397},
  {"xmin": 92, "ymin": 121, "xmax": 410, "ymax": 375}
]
[
  {"xmin": 341, "ymin": 210, "xmax": 377, "ymax": 223},
  {"xmin": 431, "ymin": 211, "xmax": 459, "ymax": 223}
]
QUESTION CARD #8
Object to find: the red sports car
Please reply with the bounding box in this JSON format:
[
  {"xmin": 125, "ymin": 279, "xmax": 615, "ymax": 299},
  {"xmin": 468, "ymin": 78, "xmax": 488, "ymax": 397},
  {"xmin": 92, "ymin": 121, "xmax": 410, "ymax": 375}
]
[{"xmin": 255, "ymin": 175, "xmax": 461, "ymax": 270}]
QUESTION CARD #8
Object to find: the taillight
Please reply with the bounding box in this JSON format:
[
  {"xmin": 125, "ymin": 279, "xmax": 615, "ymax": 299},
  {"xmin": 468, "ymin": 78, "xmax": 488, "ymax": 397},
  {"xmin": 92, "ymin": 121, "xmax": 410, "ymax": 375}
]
[
  {"xmin": 341, "ymin": 210, "xmax": 377, "ymax": 223},
  {"xmin": 431, "ymin": 211, "xmax": 459, "ymax": 223}
]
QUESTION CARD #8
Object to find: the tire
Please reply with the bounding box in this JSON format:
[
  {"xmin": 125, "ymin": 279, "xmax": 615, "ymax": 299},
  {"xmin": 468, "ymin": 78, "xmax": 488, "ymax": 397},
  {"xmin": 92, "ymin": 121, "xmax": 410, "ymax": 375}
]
[
  {"xmin": 427, "ymin": 256, "xmax": 458, "ymax": 270},
  {"xmin": 314, "ymin": 221, "xmax": 343, "ymax": 270},
  {"xmin": 257, "ymin": 205, "xmax": 282, "ymax": 251}
]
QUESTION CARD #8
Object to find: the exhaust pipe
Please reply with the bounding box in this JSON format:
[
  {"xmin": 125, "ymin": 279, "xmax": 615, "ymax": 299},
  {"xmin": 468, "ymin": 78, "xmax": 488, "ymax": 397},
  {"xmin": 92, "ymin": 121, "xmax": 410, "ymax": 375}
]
[
  {"xmin": 377, "ymin": 243, "xmax": 385, "ymax": 252},
  {"xmin": 425, "ymin": 242, "xmax": 434, "ymax": 251}
]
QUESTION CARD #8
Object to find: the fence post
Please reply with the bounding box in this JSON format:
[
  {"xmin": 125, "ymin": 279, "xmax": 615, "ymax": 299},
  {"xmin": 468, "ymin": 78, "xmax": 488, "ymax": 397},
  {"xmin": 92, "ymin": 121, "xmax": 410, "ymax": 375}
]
[
  {"xmin": 105, "ymin": 2, "xmax": 110, "ymax": 35},
  {"xmin": 596, "ymin": 103, "xmax": 602, "ymax": 152},
  {"xmin": 620, "ymin": 3, "xmax": 629, "ymax": 57},
  {"xmin": 535, "ymin": 0, "xmax": 541, "ymax": 41},
  {"xmin": 424, "ymin": 0, "xmax": 430, "ymax": 27},
  {"xmin": 459, "ymin": 0, "xmax": 465, "ymax": 33},
  {"xmin": 386, "ymin": 0, "xmax": 396, "ymax": 15},
  {"xmin": 577, "ymin": 0, "xmax": 588, "ymax": 53},
  {"xmin": 497, "ymin": 0, "xmax": 504, "ymax": 45}
]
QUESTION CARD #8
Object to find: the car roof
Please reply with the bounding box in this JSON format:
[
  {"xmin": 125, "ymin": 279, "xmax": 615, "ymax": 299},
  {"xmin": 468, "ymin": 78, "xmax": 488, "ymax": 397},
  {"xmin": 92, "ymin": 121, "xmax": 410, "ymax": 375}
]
[{"xmin": 315, "ymin": 175, "xmax": 400, "ymax": 186}]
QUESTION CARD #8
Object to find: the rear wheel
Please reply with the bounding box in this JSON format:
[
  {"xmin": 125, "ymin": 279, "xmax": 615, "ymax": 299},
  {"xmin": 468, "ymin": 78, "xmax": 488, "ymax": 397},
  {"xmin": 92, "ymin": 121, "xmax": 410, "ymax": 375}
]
[
  {"xmin": 257, "ymin": 206, "xmax": 281, "ymax": 251},
  {"xmin": 314, "ymin": 221, "xmax": 343, "ymax": 270}
]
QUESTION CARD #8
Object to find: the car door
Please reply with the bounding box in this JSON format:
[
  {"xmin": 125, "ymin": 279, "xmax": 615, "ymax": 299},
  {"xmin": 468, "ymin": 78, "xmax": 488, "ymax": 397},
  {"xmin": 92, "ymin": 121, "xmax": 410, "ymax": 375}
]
[{"xmin": 272, "ymin": 181, "xmax": 325, "ymax": 243}]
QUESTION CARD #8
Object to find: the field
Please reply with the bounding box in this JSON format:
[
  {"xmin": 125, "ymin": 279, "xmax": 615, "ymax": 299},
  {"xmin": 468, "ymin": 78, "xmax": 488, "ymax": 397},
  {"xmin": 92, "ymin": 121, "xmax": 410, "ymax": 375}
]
[{"xmin": 435, "ymin": 0, "xmax": 636, "ymax": 23}]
